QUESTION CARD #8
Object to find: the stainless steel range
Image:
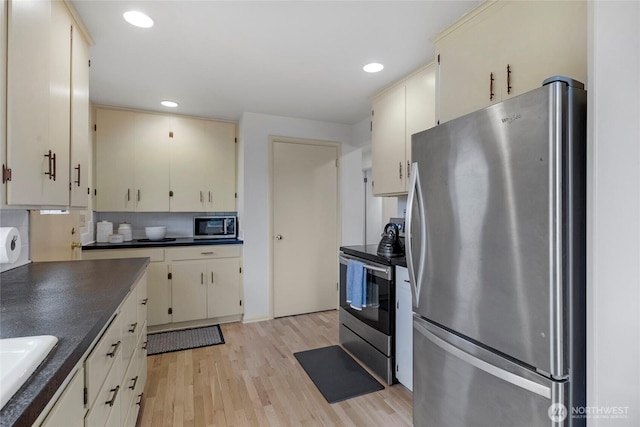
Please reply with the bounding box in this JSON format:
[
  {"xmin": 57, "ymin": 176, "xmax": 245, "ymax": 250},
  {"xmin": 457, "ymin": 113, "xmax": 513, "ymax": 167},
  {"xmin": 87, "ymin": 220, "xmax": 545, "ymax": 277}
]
[{"xmin": 339, "ymin": 242, "xmax": 402, "ymax": 385}]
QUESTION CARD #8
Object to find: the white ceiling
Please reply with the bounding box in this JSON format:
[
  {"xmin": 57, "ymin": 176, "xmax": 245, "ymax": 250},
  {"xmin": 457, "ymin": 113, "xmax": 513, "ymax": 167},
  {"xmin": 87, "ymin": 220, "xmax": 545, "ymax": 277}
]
[{"xmin": 71, "ymin": 1, "xmax": 481, "ymax": 125}]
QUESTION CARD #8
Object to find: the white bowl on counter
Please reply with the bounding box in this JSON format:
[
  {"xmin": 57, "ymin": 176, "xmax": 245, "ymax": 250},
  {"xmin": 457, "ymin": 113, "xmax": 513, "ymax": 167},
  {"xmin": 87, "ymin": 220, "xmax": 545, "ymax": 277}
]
[{"xmin": 145, "ymin": 226, "xmax": 167, "ymax": 240}]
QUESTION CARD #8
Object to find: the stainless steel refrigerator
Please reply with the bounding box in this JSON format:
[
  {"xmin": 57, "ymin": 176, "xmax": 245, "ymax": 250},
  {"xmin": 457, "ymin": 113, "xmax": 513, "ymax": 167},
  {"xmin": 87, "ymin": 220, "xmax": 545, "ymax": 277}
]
[{"xmin": 407, "ymin": 77, "xmax": 586, "ymax": 427}]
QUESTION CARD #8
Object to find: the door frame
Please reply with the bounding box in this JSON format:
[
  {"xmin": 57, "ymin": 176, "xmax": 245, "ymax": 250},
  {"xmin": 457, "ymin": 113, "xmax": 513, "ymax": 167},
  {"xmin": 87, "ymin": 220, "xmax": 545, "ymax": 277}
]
[{"xmin": 268, "ymin": 135, "xmax": 342, "ymax": 319}]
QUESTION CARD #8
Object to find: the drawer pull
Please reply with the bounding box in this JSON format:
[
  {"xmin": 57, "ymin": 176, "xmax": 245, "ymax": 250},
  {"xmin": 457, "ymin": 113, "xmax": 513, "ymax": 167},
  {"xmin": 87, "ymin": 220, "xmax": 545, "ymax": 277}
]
[
  {"xmin": 136, "ymin": 392, "xmax": 144, "ymax": 406},
  {"xmin": 129, "ymin": 322, "xmax": 138, "ymax": 333},
  {"xmin": 106, "ymin": 385, "xmax": 120, "ymax": 407},
  {"xmin": 129, "ymin": 375, "xmax": 139, "ymax": 390},
  {"xmin": 107, "ymin": 340, "xmax": 121, "ymax": 358},
  {"xmin": 142, "ymin": 341, "xmax": 148, "ymax": 350},
  {"xmin": 200, "ymin": 251, "xmax": 214, "ymax": 255},
  {"xmin": 141, "ymin": 298, "xmax": 148, "ymax": 306}
]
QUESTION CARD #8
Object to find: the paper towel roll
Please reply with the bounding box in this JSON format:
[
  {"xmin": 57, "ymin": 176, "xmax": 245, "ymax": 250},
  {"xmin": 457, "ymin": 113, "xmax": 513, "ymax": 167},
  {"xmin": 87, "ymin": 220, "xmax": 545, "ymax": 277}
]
[{"xmin": 0, "ymin": 227, "xmax": 21, "ymax": 264}]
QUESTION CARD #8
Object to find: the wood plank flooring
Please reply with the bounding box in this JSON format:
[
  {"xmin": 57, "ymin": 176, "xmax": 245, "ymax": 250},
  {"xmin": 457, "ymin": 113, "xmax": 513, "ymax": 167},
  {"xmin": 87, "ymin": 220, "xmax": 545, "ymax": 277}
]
[{"xmin": 141, "ymin": 310, "xmax": 413, "ymax": 427}]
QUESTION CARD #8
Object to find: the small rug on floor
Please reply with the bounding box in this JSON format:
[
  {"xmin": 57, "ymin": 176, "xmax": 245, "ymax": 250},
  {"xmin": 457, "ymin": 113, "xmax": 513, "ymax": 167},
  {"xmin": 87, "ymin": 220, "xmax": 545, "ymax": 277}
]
[
  {"xmin": 146, "ymin": 325, "xmax": 225, "ymax": 356},
  {"xmin": 294, "ymin": 345, "xmax": 384, "ymax": 404}
]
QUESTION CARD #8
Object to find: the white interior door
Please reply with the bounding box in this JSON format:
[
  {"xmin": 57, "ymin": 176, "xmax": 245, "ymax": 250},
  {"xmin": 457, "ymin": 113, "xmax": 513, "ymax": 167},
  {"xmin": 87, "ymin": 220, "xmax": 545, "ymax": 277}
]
[{"xmin": 272, "ymin": 140, "xmax": 339, "ymax": 318}]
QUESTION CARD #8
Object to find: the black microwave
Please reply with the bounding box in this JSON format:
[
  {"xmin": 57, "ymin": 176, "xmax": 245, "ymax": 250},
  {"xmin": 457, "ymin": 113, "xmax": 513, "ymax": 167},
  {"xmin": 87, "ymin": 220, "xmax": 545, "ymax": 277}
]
[{"xmin": 193, "ymin": 216, "xmax": 237, "ymax": 239}]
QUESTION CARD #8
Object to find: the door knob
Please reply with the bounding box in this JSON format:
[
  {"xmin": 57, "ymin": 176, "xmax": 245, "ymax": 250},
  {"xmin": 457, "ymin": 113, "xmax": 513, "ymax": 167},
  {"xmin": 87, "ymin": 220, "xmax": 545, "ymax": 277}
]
[
  {"xmin": 275, "ymin": 234, "xmax": 283, "ymax": 240},
  {"xmin": 71, "ymin": 242, "xmax": 82, "ymax": 249}
]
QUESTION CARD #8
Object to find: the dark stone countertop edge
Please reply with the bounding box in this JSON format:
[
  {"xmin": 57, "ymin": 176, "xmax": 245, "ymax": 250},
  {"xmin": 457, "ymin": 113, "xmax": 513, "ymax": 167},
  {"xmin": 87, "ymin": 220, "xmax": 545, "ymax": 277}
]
[
  {"xmin": 82, "ymin": 237, "xmax": 243, "ymax": 250},
  {"xmin": 0, "ymin": 258, "xmax": 150, "ymax": 427}
]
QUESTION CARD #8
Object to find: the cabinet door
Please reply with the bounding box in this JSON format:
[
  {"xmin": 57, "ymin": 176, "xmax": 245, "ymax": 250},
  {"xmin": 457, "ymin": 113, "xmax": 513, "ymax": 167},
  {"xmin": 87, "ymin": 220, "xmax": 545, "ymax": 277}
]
[
  {"xmin": 207, "ymin": 258, "xmax": 241, "ymax": 318},
  {"xmin": 147, "ymin": 262, "xmax": 170, "ymax": 326},
  {"xmin": 404, "ymin": 64, "xmax": 436, "ymax": 191},
  {"xmin": 170, "ymin": 261, "xmax": 207, "ymax": 323},
  {"xmin": 436, "ymin": 3, "xmax": 504, "ymax": 123},
  {"xmin": 169, "ymin": 117, "xmax": 206, "ymax": 212},
  {"xmin": 498, "ymin": 1, "xmax": 587, "ymax": 101},
  {"xmin": 204, "ymin": 121, "xmax": 236, "ymax": 211},
  {"xmin": 96, "ymin": 109, "xmax": 136, "ymax": 211},
  {"xmin": 372, "ymin": 84, "xmax": 406, "ymax": 195},
  {"xmin": 133, "ymin": 113, "xmax": 171, "ymax": 211},
  {"xmin": 6, "ymin": 0, "xmax": 51, "ymax": 205},
  {"xmin": 41, "ymin": 368, "xmax": 85, "ymax": 427},
  {"xmin": 395, "ymin": 266, "xmax": 413, "ymax": 391},
  {"xmin": 69, "ymin": 24, "xmax": 90, "ymax": 208}
]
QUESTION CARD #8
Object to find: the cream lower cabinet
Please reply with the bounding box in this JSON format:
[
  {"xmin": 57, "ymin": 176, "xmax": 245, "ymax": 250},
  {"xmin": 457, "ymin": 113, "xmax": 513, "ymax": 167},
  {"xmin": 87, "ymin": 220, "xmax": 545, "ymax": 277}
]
[
  {"xmin": 167, "ymin": 245, "xmax": 243, "ymax": 326},
  {"xmin": 39, "ymin": 271, "xmax": 147, "ymax": 427},
  {"xmin": 435, "ymin": 0, "xmax": 587, "ymax": 123},
  {"xmin": 81, "ymin": 248, "xmax": 169, "ymax": 327},
  {"xmin": 372, "ymin": 62, "xmax": 436, "ymax": 196}
]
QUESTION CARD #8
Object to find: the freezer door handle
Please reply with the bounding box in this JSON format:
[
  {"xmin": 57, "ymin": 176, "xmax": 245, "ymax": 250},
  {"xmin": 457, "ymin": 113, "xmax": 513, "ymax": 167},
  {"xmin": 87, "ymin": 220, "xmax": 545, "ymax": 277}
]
[
  {"xmin": 414, "ymin": 320, "xmax": 552, "ymax": 399},
  {"xmin": 406, "ymin": 162, "xmax": 426, "ymax": 307}
]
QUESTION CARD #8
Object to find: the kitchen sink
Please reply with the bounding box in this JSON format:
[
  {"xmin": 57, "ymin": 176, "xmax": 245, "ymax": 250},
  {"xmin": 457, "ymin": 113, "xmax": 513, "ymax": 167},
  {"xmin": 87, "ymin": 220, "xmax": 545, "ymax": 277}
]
[{"xmin": 0, "ymin": 335, "xmax": 58, "ymax": 410}]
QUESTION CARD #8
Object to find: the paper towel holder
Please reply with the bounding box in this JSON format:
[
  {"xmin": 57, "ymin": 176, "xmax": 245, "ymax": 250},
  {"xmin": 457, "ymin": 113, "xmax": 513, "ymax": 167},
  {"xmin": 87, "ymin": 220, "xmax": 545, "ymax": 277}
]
[{"xmin": 11, "ymin": 236, "xmax": 17, "ymax": 251}]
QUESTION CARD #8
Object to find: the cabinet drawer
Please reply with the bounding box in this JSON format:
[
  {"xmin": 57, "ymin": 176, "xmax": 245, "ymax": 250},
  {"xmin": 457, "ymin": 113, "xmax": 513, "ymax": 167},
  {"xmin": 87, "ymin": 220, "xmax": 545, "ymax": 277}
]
[
  {"xmin": 85, "ymin": 350, "xmax": 123, "ymax": 427},
  {"xmin": 82, "ymin": 248, "xmax": 165, "ymax": 262},
  {"xmin": 85, "ymin": 312, "xmax": 123, "ymax": 408},
  {"xmin": 166, "ymin": 245, "xmax": 240, "ymax": 261}
]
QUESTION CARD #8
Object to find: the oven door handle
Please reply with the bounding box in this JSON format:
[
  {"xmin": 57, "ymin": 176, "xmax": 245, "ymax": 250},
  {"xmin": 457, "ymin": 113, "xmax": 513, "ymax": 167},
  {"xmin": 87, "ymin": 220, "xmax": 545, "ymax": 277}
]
[{"xmin": 338, "ymin": 255, "xmax": 391, "ymax": 276}]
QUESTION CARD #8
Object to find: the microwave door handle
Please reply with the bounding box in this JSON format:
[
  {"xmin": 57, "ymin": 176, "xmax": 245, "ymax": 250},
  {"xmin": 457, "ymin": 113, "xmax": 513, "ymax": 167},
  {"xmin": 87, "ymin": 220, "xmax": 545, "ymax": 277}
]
[{"xmin": 223, "ymin": 219, "xmax": 228, "ymax": 234}]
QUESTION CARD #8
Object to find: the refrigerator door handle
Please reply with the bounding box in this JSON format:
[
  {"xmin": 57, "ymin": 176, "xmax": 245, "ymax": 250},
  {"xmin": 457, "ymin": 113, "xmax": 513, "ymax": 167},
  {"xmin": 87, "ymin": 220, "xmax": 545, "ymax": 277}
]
[
  {"xmin": 406, "ymin": 162, "xmax": 427, "ymax": 307},
  {"xmin": 414, "ymin": 320, "xmax": 552, "ymax": 399}
]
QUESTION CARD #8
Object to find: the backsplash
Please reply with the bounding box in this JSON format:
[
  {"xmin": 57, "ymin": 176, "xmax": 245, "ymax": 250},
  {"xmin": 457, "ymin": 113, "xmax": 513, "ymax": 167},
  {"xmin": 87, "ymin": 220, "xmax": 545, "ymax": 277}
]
[
  {"xmin": 0, "ymin": 210, "xmax": 30, "ymax": 272},
  {"xmin": 95, "ymin": 212, "xmax": 237, "ymax": 240}
]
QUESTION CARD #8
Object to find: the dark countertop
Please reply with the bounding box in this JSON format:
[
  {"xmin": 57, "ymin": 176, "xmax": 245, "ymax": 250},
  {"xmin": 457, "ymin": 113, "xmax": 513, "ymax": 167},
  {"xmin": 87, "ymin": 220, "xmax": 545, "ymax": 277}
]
[
  {"xmin": 0, "ymin": 258, "xmax": 150, "ymax": 427},
  {"xmin": 82, "ymin": 237, "xmax": 243, "ymax": 250},
  {"xmin": 340, "ymin": 244, "xmax": 406, "ymax": 267}
]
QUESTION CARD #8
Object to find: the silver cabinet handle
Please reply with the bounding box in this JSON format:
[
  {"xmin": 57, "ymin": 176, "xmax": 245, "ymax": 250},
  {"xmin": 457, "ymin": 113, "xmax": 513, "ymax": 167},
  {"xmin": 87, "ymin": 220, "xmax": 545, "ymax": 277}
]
[
  {"xmin": 105, "ymin": 385, "xmax": 120, "ymax": 407},
  {"xmin": 107, "ymin": 341, "xmax": 121, "ymax": 358},
  {"xmin": 129, "ymin": 375, "xmax": 139, "ymax": 390}
]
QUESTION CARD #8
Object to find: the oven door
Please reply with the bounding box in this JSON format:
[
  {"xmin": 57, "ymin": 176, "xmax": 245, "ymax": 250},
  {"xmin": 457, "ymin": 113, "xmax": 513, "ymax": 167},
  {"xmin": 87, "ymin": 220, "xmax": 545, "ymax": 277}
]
[{"xmin": 339, "ymin": 253, "xmax": 393, "ymax": 335}]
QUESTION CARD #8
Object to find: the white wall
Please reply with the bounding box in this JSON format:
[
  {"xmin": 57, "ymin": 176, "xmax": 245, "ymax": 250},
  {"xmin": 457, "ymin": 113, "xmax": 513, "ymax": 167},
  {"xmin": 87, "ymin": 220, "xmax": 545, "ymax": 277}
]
[
  {"xmin": 238, "ymin": 112, "xmax": 363, "ymax": 321},
  {"xmin": 587, "ymin": 2, "xmax": 640, "ymax": 426}
]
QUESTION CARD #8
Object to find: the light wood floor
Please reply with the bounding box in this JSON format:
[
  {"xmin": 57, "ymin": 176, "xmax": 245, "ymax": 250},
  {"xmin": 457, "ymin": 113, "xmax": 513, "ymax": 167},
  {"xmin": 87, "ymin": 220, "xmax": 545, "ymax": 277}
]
[{"xmin": 141, "ymin": 310, "xmax": 413, "ymax": 427}]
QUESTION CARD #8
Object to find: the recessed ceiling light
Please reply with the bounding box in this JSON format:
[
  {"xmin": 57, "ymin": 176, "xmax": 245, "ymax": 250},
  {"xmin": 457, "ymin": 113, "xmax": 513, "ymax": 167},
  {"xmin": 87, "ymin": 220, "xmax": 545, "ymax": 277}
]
[
  {"xmin": 363, "ymin": 63, "xmax": 384, "ymax": 73},
  {"xmin": 161, "ymin": 101, "xmax": 178, "ymax": 108},
  {"xmin": 123, "ymin": 11, "xmax": 154, "ymax": 28}
]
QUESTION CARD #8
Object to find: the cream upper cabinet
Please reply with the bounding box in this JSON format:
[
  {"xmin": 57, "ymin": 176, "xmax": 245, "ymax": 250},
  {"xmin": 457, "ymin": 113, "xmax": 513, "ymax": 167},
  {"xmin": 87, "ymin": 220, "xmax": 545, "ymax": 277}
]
[
  {"xmin": 204, "ymin": 120, "xmax": 236, "ymax": 211},
  {"xmin": 133, "ymin": 113, "xmax": 171, "ymax": 211},
  {"xmin": 435, "ymin": 0, "xmax": 587, "ymax": 123},
  {"xmin": 372, "ymin": 84, "xmax": 405, "ymax": 196},
  {"xmin": 170, "ymin": 117, "xmax": 207, "ymax": 212},
  {"xmin": 96, "ymin": 109, "xmax": 171, "ymax": 211},
  {"xmin": 5, "ymin": 0, "xmax": 90, "ymax": 207},
  {"xmin": 69, "ymin": 24, "xmax": 91, "ymax": 208},
  {"xmin": 372, "ymin": 62, "xmax": 436, "ymax": 196},
  {"xmin": 96, "ymin": 108, "xmax": 137, "ymax": 211},
  {"xmin": 96, "ymin": 107, "xmax": 236, "ymax": 212}
]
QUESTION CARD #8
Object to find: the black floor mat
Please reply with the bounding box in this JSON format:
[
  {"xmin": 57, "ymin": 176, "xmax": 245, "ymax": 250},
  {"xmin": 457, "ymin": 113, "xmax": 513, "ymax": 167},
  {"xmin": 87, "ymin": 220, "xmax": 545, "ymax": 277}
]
[
  {"xmin": 146, "ymin": 325, "xmax": 224, "ymax": 355},
  {"xmin": 294, "ymin": 345, "xmax": 385, "ymax": 403}
]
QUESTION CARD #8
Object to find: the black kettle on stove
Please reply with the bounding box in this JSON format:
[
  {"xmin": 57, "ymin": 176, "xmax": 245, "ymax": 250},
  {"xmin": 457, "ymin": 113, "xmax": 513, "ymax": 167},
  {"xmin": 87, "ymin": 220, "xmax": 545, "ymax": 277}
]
[{"xmin": 377, "ymin": 223, "xmax": 404, "ymax": 257}]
